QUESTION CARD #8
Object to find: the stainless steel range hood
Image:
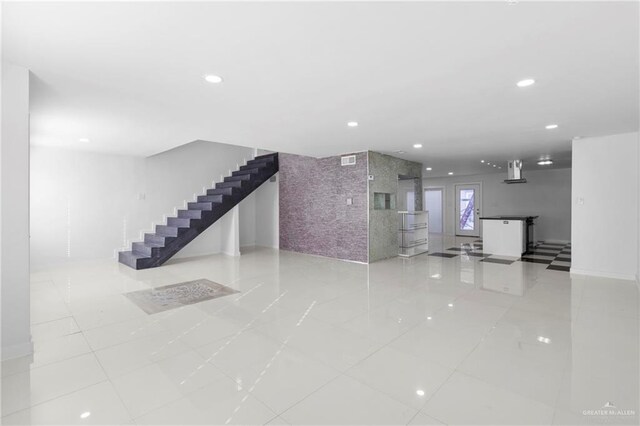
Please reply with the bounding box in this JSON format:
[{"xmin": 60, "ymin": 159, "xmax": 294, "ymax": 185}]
[{"xmin": 504, "ymin": 160, "xmax": 527, "ymax": 184}]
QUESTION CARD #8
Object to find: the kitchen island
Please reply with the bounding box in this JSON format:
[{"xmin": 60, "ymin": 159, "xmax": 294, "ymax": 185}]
[{"xmin": 480, "ymin": 216, "xmax": 538, "ymax": 257}]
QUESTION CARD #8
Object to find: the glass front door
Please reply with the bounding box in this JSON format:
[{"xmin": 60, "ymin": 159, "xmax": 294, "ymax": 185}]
[{"xmin": 455, "ymin": 184, "xmax": 481, "ymax": 237}]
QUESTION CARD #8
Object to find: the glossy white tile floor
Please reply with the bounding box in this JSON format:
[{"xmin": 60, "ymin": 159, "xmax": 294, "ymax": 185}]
[{"xmin": 2, "ymin": 236, "xmax": 638, "ymax": 425}]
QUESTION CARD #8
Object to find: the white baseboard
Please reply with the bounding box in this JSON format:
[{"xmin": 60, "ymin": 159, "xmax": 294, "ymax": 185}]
[
  {"xmin": 570, "ymin": 268, "xmax": 637, "ymax": 281},
  {"xmin": 2, "ymin": 340, "xmax": 34, "ymax": 361}
]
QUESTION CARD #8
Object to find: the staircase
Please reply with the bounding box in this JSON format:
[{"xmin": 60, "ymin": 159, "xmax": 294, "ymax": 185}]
[{"xmin": 119, "ymin": 152, "xmax": 279, "ymax": 270}]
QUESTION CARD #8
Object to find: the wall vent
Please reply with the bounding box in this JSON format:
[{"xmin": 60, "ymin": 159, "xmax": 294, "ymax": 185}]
[{"xmin": 341, "ymin": 155, "xmax": 356, "ymax": 166}]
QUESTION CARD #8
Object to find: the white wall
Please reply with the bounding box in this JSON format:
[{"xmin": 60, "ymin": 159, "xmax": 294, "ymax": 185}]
[
  {"xmin": 1, "ymin": 62, "xmax": 32, "ymax": 359},
  {"xmin": 425, "ymin": 168, "xmax": 572, "ymax": 243},
  {"xmin": 572, "ymin": 132, "xmax": 639, "ymax": 280},
  {"xmin": 30, "ymin": 147, "xmax": 147, "ymax": 268}
]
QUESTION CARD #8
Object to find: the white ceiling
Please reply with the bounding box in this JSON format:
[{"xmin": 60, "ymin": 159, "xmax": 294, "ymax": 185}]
[{"xmin": 4, "ymin": 1, "xmax": 638, "ymax": 177}]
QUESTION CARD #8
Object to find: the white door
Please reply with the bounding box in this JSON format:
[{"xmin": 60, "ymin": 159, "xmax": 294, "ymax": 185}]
[
  {"xmin": 424, "ymin": 188, "xmax": 443, "ymax": 234},
  {"xmin": 455, "ymin": 184, "xmax": 481, "ymax": 237}
]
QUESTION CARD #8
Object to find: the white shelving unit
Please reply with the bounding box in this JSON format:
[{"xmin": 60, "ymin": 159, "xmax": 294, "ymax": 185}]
[{"xmin": 398, "ymin": 211, "xmax": 429, "ymax": 257}]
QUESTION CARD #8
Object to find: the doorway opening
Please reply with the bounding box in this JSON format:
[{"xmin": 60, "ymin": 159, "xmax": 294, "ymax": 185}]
[{"xmin": 424, "ymin": 188, "xmax": 444, "ymax": 234}]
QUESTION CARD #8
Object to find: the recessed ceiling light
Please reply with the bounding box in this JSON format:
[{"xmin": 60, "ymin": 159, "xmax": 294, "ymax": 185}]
[
  {"xmin": 416, "ymin": 389, "xmax": 425, "ymax": 396},
  {"xmin": 537, "ymin": 336, "xmax": 551, "ymax": 344},
  {"xmin": 80, "ymin": 412, "xmax": 91, "ymax": 419},
  {"xmin": 426, "ymin": 167, "xmax": 432, "ymax": 171},
  {"xmin": 426, "ymin": 316, "xmax": 432, "ymax": 320},
  {"xmin": 204, "ymin": 74, "xmax": 223, "ymax": 84},
  {"xmin": 448, "ymin": 303, "xmax": 454, "ymax": 307},
  {"xmin": 516, "ymin": 78, "xmax": 535, "ymax": 87},
  {"xmin": 413, "ymin": 143, "xmax": 423, "ymax": 149},
  {"xmin": 448, "ymin": 172, "xmax": 454, "ymax": 175},
  {"xmin": 493, "ymin": 165, "xmax": 497, "ymax": 167},
  {"xmin": 347, "ymin": 121, "xmax": 359, "ymax": 127},
  {"xmin": 78, "ymin": 138, "xmax": 90, "ymax": 143},
  {"xmin": 545, "ymin": 124, "xmax": 559, "ymax": 130},
  {"xmin": 480, "ymin": 160, "xmax": 485, "ymax": 163},
  {"xmin": 537, "ymin": 160, "xmax": 553, "ymax": 166}
]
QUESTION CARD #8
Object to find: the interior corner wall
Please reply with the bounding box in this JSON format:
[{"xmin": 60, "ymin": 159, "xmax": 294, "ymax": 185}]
[
  {"xmin": 572, "ymin": 132, "xmax": 639, "ymax": 280},
  {"xmin": 255, "ymin": 172, "xmax": 279, "ymax": 249},
  {"xmin": 425, "ymin": 168, "xmax": 572, "ymax": 242},
  {"xmin": 279, "ymin": 152, "xmax": 368, "ymax": 263},
  {"xmin": 1, "ymin": 62, "xmax": 32, "ymax": 359},
  {"xmin": 368, "ymin": 151, "xmax": 423, "ymax": 262}
]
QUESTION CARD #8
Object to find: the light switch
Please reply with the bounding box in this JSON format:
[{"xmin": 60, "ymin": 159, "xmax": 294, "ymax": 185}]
[{"xmin": 347, "ymin": 197, "xmax": 353, "ymax": 205}]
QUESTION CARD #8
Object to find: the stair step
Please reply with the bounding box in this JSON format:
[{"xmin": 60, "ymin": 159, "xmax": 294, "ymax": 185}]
[
  {"xmin": 207, "ymin": 187, "xmax": 239, "ymax": 196},
  {"xmin": 144, "ymin": 233, "xmax": 175, "ymax": 245},
  {"xmin": 216, "ymin": 180, "xmax": 244, "ymax": 189},
  {"xmin": 246, "ymin": 157, "xmax": 275, "ymax": 167},
  {"xmin": 232, "ymin": 168, "xmax": 261, "ymax": 177},
  {"xmin": 187, "ymin": 202, "xmax": 214, "ymax": 211},
  {"xmin": 132, "ymin": 241, "xmax": 163, "ymax": 256},
  {"xmin": 239, "ymin": 163, "xmax": 270, "ymax": 172},
  {"xmin": 118, "ymin": 251, "xmax": 150, "ymax": 269},
  {"xmin": 167, "ymin": 217, "xmax": 199, "ymax": 228},
  {"xmin": 156, "ymin": 224, "xmax": 187, "ymax": 237},
  {"xmin": 197, "ymin": 194, "xmax": 225, "ymax": 203},
  {"xmin": 224, "ymin": 174, "xmax": 252, "ymax": 182},
  {"xmin": 177, "ymin": 209, "xmax": 202, "ymax": 219},
  {"xmin": 253, "ymin": 153, "xmax": 277, "ymax": 160}
]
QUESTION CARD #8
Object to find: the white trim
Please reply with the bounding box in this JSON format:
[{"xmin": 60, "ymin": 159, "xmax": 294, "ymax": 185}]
[
  {"xmin": 570, "ymin": 268, "xmax": 637, "ymax": 281},
  {"xmin": 1, "ymin": 340, "xmax": 34, "ymax": 361}
]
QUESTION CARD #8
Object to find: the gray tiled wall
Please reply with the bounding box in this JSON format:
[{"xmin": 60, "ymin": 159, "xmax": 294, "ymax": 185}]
[{"xmin": 368, "ymin": 151, "xmax": 423, "ymax": 262}]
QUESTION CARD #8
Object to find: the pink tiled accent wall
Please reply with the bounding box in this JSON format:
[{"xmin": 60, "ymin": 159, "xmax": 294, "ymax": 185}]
[{"xmin": 279, "ymin": 152, "xmax": 368, "ymax": 263}]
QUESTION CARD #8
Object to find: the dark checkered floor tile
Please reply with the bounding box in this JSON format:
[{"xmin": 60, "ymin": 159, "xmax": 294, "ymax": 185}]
[
  {"xmin": 547, "ymin": 264, "xmax": 570, "ymax": 272},
  {"xmin": 429, "ymin": 252, "xmax": 458, "ymax": 258},
  {"xmin": 481, "ymin": 257, "xmax": 515, "ymax": 265},
  {"xmin": 463, "ymin": 252, "xmax": 491, "ymax": 258},
  {"xmin": 535, "ymin": 241, "xmax": 572, "ymax": 272}
]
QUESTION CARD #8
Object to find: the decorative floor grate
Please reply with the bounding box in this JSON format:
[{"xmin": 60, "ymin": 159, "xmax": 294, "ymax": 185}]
[{"xmin": 124, "ymin": 279, "xmax": 239, "ymax": 314}]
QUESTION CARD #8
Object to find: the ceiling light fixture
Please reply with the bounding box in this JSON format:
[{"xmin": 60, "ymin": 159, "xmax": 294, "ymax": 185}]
[
  {"xmin": 416, "ymin": 389, "xmax": 425, "ymax": 397},
  {"xmin": 426, "ymin": 167, "xmax": 432, "ymax": 171},
  {"xmin": 347, "ymin": 121, "xmax": 359, "ymax": 127},
  {"xmin": 493, "ymin": 165, "xmax": 497, "ymax": 167},
  {"xmin": 537, "ymin": 160, "xmax": 553, "ymax": 166},
  {"xmin": 78, "ymin": 138, "xmax": 90, "ymax": 143},
  {"xmin": 516, "ymin": 78, "xmax": 535, "ymax": 87},
  {"xmin": 204, "ymin": 74, "xmax": 223, "ymax": 84},
  {"xmin": 413, "ymin": 143, "xmax": 423, "ymax": 149},
  {"xmin": 80, "ymin": 412, "xmax": 91, "ymax": 419},
  {"xmin": 480, "ymin": 160, "xmax": 485, "ymax": 163},
  {"xmin": 545, "ymin": 124, "xmax": 559, "ymax": 130},
  {"xmin": 448, "ymin": 172, "xmax": 454, "ymax": 175}
]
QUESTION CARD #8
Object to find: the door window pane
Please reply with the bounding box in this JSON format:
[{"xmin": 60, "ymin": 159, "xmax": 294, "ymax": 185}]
[{"xmin": 459, "ymin": 189, "xmax": 475, "ymax": 231}]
